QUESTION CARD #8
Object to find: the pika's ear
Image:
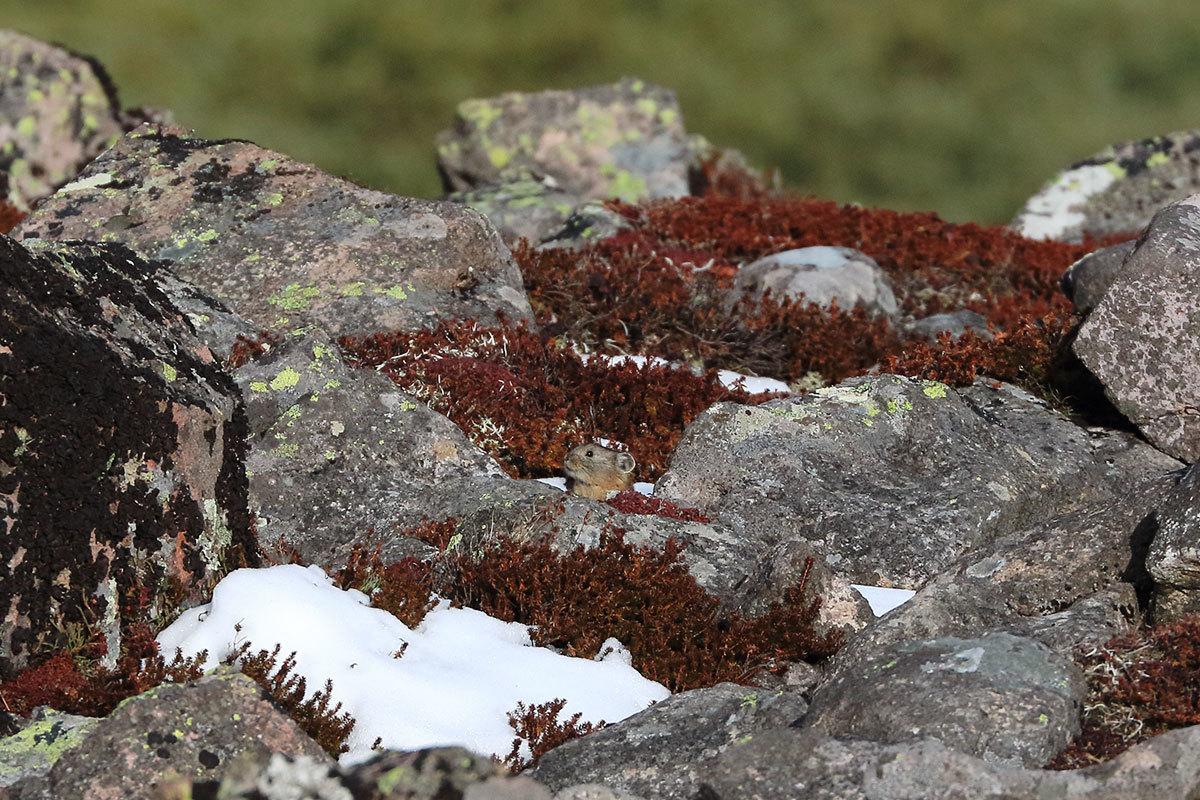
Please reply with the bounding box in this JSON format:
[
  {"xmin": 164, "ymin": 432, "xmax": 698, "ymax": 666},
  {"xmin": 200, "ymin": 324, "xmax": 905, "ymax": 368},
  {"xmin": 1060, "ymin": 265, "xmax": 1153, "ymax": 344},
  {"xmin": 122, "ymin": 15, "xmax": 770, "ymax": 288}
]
[{"xmin": 616, "ymin": 453, "xmax": 636, "ymax": 474}]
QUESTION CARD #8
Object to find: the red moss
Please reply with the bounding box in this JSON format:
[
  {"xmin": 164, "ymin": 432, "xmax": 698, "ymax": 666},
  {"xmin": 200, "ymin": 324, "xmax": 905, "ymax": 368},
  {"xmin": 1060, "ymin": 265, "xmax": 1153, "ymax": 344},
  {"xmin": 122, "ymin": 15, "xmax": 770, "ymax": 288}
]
[
  {"xmin": 503, "ymin": 697, "xmax": 604, "ymax": 772},
  {"xmin": 333, "ymin": 543, "xmax": 437, "ymax": 629},
  {"xmin": 605, "ymin": 490, "xmax": 710, "ymax": 523},
  {"xmin": 1049, "ymin": 614, "xmax": 1200, "ymax": 768},
  {"xmin": 339, "ymin": 320, "xmax": 775, "ymax": 481},
  {"xmin": 441, "ymin": 528, "xmax": 842, "ymax": 693},
  {"xmin": 226, "ymin": 330, "xmax": 284, "ymax": 369},
  {"xmin": 0, "ymin": 202, "xmax": 25, "ymax": 235}
]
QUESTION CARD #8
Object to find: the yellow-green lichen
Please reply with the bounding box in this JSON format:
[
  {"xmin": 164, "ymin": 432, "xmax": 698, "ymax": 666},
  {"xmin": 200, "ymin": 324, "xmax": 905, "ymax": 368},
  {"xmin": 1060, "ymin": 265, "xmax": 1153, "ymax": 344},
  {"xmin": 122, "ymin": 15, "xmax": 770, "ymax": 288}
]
[
  {"xmin": 459, "ymin": 99, "xmax": 502, "ymax": 131},
  {"xmin": 1146, "ymin": 151, "xmax": 1171, "ymax": 168},
  {"xmin": 13, "ymin": 427, "xmax": 32, "ymax": 457},
  {"xmin": 604, "ymin": 169, "xmax": 648, "ymax": 202},
  {"xmin": 374, "ymin": 285, "xmax": 411, "ymax": 301},
  {"xmin": 268, "ymin": 283, "xmax": 322, "ymax": 311},
  {"xmin": 196, "ymin": 228, "xmax": 219, "ymax": 242},
  {"xmin": 341, "ymin": 281, "xmax": 366, "ymax": 297},
  {"xmin": 921, "ymin": 382, "xmax": 948, "ymax": 399},
  {"xmin": 162, "ymin": 362, "xmax": 178, "ymax": 382},
  {"xmin": 249, "ymin": 381, "xmax": 270, "ymax": 393},
  {"xmin": 269, "ymin": 367, "xmax": 302, "ymax": 391},
  {"xmin": 265, "ymin": 193, "xmax": 284, "ymax": 206},
  {"xmin": 273, "ymin": 442, "xmax": 299, "ymax": 458}
]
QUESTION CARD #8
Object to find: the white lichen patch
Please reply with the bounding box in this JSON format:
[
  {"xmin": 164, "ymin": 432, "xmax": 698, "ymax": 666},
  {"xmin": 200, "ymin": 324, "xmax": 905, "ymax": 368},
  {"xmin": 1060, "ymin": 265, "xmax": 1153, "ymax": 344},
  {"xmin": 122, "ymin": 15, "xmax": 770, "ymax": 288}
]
[{"xmin": 1015, "ymin": 163, "xmax": 1119, "ymax": 241}]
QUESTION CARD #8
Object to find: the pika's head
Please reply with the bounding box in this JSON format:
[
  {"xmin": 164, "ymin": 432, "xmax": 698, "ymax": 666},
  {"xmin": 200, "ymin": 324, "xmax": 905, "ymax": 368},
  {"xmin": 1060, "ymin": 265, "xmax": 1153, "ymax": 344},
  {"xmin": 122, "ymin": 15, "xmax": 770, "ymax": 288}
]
[{"xmin": 563, "ymin": 442, "xmax": 636, "ymax": 489}]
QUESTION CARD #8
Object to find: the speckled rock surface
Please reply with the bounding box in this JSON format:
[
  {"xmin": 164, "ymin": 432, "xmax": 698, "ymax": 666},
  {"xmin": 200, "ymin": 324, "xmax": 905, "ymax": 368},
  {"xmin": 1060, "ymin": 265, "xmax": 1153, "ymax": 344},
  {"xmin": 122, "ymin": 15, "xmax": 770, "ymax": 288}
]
[
  {"xmin": 825, "ymin": 471, "xmax": 1175, "ymax": 673},
  {"xmin": 1011, "ymin": 129, "xmax": 1200, "ymax": 242},
  {"xmin": 729, "ymin": 246, "xmax": 899, "ymax": 319},
  {"xmin": 804, "ymin": 632, "xmax": 1086, "ymax": 768},
  {"xmin": 1148, "ymin": 464, "xmax": 1200, "ymax": 620},
  {"xmin": 530, "ymin": 683, "xmax": 809, "ymax": 800},
  {"xmin": 3, "ymin": 669, "xmax": 332, "ymax": 800},
  {"xmin": 445, "ymin": 169, "xmax": 583, "ymax": 248},
  {"xmin": 13, "ymin": 124, "xmax": 533, "ymax": 338},
  {"xmin": 0, "ymin": 237, "xmax": 257, "ymax": 676},
  {"xmin": 1073, "ymin": 195, "xmax": 1200, "ymax": 462},
  {"xmin": 436, "ymin": 78, "xmax": 690, "ymax": 203},
  {"xmin": 698, "ymin": 724, "xmax": 1200, "ymax": 799},
  {"xmin": 0, "ymin": 30, "xmax": 124, "ymax": 211},
  {"xmin": 232, "ymin": 329, "xmax": 506, "ymax": 569},
  {"xmin": 656, "ymin": 375, "xmax": 1176, "ymax": 588}
]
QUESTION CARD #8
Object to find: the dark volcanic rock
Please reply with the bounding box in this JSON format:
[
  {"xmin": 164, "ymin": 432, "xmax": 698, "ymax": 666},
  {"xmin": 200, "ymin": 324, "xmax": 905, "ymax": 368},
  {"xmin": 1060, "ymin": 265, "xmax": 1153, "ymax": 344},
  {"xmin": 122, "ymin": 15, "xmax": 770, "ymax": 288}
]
[
  {"xmin": 4, "ymin": 669, "xmax": 331, "ymax": 800},
  {"xmin": 803, "ymin": 632, "xmax": 1086, "ymax": 768},
  {"xmin": 1012, "ymin": 129, "xmax": 1200, "ymax": 242},
  {"xmin": 436, "ymin": 77, "xmax": 690, "ymax": 203},
  {"xmin": 13, "ymin": 124, "xmax": 532, "ymax": 338},
  {"xmin": 655, "ymin": 375, "xmax": 1174, "ymax": 588},
  {"xmin": 530, "ymin": 683, "xmax": 809, "ymax": 800},
  {"xmin": 0, "ymin": 236, "xmax": 257, "ymax": 676},
  {"xmin": 1073, "ymin": 195, "xmax": 1200, "ymax": 462},
  {"xmin": 0, "ymin": 30, "xmax": 124, "ymax": 211}
]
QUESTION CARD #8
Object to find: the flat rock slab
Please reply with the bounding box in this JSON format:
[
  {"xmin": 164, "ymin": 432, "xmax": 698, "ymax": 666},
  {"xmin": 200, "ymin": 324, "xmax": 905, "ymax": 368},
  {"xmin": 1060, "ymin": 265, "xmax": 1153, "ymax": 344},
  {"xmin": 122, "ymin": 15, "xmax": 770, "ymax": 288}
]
[
  {"xmin": 0, "ymin": 30, "xmax": 124, "ymax": 211},
  {"xmin": 656, "ymin": 375, "xmax": 1169, "ymax": 587},
  {"xmin": 0, "ymin": 237, "xmax": 256, "ymax": 675},
  {"xmin": 14, "ymin": 124, "xmax": 532, "ymax": 337},
  {"xmin": 804, "ymin": 632, "xmax": 1085, "ymax": 768},
  {"xmin": 1012, "ymin": 129, "xmax": 1200, "ymax": 242},
  {"xmin": 1073, "ymin": 195, "xmax": 1200, "ymax": 462},
  {"xmin": 436, "ymin": 77, "xmax": 690, "ymax": 202}
]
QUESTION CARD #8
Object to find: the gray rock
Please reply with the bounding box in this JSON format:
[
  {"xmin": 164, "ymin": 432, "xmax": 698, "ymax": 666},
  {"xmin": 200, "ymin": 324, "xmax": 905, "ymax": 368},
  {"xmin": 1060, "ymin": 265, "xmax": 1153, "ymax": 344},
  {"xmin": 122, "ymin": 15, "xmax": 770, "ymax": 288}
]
[
  {"xmin": 729, "ymin": 246, "xmax": 899, "ymax": 318},
  {"xmin": 1148, "ymin": 464, "xmax": 1200, "ymax": 620},
  {"xmin": 13, "ymin": 124, "xmax": 533, "ymax": 338},
  {"xmin": 233, "ymin": 330, "xmax": 506, "ymax": 569},
  {"xmin": 826, "ymin": 472, "xmax": 1174, "ymax": 674},
  {"xmin": 1061, "ymin": 239, "xmax": 1138, "ymax": 314},
  {"xmin": 804, "ymin": 632, "xmax": 1085, "ymax": 768},
  {"xmin": 436, "ymin": 78, "xmax": 690, "ymax": 203},
  {"xmin": 539, "ymin": 201, "xmax": 634, "ymax": 251},
  {"xmin": 530, "ymin": 683, "xmax": 809, "ymax": 799},
  {"xmin": 0, "ymin": 708, "xmax": 99, "ymax": 789},
  {"xmin": 0, "ymin": 237, "xmax": 257, "ymax": 676},
  {"xmin": 698, "ymin": 724, "xmax": 1200, "ymax": 799},
  {"xmin": 446, "ymin": 169, "xmax": 583, "ymax": 248},
  {"xmin": 1012, "ymin": 129, "xmax": 1200, "ymax": 242},
  {"xmin": 656, "ymin": 375, "xmax": 1173, "ymax": 589},
  {"xmin": 5, "ymin": 669, "xmax": 332, "ymax": 800},
  {"xmin": 0, "ymin": 30, "xmax": 124, "ymax": 211},
  {"xmin": 1073, "ymin": 195, "xmax": 1200, "ymax": 461},
  {"xmin": 904, "ymin": 310, "xmax": 992, "ymax": 342}
]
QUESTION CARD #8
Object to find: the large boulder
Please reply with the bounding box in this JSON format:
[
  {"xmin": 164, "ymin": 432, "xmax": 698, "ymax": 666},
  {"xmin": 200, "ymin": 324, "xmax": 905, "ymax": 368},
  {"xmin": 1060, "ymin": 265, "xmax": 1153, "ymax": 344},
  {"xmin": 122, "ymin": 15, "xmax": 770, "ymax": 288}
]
[
  {"xmin": 1012, "ymin": 129, "xmax": 1200, "ymax": 242},
  {"xmin": 1072, "ymin": 195, "xmax": 1200, "ymax": 462},
  {"xmin": 13, "ymin": 124, "xmax": 532, "ymax": 338},
  {"xmin": 803, "ymin": 632, "xmax": 1086, "ymax": 768},
  {"xmin": 436, "ymin": 78, "xmax": 691, "ymax": 203},
  {"xmin": 655, "ymin": 375, "xmax": 1175, "ymax": 588},
  {"xmin": 0, "ymin": 31, "xmax": 124, "ymax": 211},
  {"xmin": 1147, "ymin": 464, "xmax": 1200, "ymax": 619},
  {"xmin": 0, "ymin": 236, "xmax": 257, "ymax": 675}
]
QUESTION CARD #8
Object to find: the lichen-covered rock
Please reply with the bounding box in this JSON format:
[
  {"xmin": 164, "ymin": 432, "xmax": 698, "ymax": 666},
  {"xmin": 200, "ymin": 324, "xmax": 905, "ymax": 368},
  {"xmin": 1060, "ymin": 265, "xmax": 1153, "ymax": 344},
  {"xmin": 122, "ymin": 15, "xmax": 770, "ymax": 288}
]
[
  {"xmin": 0, "ymin": 237, "xmax": 257, "ymax": 675},
  {"xmin": 698, "ymin": 725, "xmax": 1200, "ymax": 799},
  {"xmin": 436, "ymin": 78, "xmax": 690, "ymax": 203},
  {"xmin": 445, "ymin": 169, "xmax": 582, "ymax": 248},
  {"xmin": 903, "ymin": 309, "xmax": 992, "ymax": 342},
  {"xmin": 0, "ymin": 708, "xmax": 99, "ymax": 789},
  {"xmin": 13, "ymin": 124, "xmax": 532, "ymax": 338},
  {"xmin": 1011, "ymin": 129, "xmax": 1200, "ymax": 242},
  {"xmin": 1073, "ymin": 195, "xmax": 1200, "ymax": 461},
  {"xmin": 0, "ymin": 31, "xmax": 124, "ymax": 211},
  {"xmin": 656, "ymin": 375, "xmax": 1175, "ymax": 588},
  {"xmin": 3, "ymin": 669, "xmax": 331, "ymax": 800},
  {"xmin": 1061, "ymin": 239, "xmax": 1138, "ymax": 314},
  {"xmin": 530, "ymin": 683, "xmax": 809, "ymax": 800},
  {"xmin": 233, "ymin": 330, "xmax": 506, "ymax": 569},
  {"xmin": 804, "ymin": 632, "xmax": 1085, "ymax": 768},
  {"xmin": 728, "ymin": 246, "xmax": 899, "ymax": 319}
]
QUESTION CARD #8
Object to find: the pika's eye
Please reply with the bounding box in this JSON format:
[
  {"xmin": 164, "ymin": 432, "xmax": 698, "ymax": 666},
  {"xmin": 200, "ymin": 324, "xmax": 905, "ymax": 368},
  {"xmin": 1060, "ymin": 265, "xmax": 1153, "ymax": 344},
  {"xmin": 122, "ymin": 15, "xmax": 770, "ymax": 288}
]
[{"xmin": 586, "ymin": 449, "xmax": 594, "ymax": 457}]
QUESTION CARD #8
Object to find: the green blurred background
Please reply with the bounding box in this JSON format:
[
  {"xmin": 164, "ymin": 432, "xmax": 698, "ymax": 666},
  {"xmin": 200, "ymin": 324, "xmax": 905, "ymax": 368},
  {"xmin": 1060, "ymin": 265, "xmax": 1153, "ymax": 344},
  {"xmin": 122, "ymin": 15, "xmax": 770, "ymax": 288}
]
[{"xmin": 11, "ymin": 1, "xmax": 1200, "ymax": 223}]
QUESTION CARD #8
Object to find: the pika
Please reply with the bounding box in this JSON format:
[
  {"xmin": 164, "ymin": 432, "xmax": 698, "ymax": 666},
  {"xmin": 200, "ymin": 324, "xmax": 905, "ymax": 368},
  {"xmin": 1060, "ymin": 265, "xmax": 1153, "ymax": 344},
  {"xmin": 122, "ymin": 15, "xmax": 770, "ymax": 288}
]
[{"xmin": 563, "ymin": 442, "xmax": 636, "ymax": 500}]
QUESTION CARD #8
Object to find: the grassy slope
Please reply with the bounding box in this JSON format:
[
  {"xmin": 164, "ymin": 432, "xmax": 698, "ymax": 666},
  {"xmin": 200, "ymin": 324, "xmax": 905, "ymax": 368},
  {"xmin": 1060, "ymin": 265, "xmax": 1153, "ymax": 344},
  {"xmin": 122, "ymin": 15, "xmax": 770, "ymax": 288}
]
[{"xmin": 9, "ymin": 0, "xmax": 1200, "ymax": 223}]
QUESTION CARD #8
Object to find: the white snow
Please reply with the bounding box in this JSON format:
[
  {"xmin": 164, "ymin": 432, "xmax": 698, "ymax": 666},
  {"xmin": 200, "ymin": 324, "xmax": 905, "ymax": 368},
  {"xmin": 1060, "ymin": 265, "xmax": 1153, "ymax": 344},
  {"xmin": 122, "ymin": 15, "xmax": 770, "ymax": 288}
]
[
  {"xmin": 851, "ymin": 584, "xmax": 917, "ymax": 616},
  {"xmin": 156, "ymin": 564, "xmax": 669, "ymax": 766},
  {"xmin": 715, "ymin": 370, "xmax": 791, "ymax": 394}
]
